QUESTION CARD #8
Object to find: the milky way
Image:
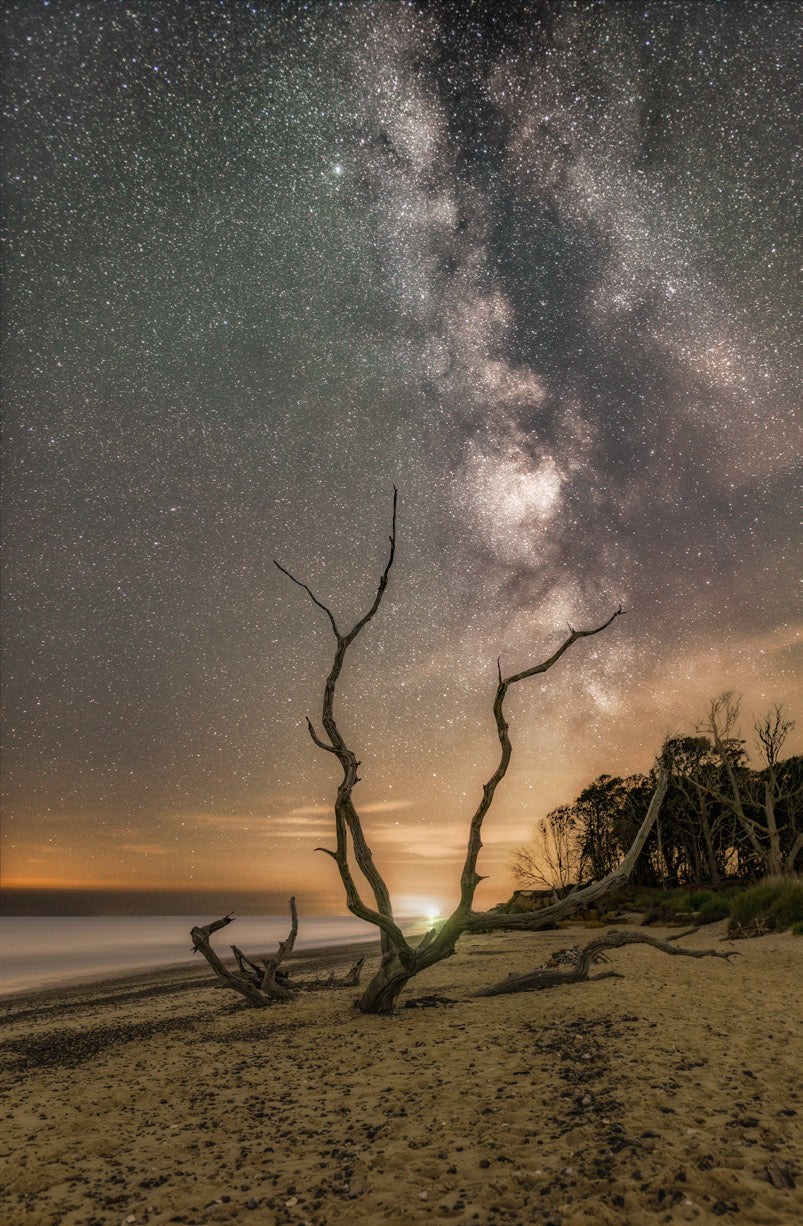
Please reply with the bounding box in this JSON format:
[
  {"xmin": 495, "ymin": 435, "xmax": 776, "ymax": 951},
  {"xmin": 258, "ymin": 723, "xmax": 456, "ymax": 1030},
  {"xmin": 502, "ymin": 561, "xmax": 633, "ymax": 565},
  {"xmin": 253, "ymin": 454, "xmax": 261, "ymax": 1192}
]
[{"xmin": 2, "ymin": 1, "xmax": 800, "ymax": 914}]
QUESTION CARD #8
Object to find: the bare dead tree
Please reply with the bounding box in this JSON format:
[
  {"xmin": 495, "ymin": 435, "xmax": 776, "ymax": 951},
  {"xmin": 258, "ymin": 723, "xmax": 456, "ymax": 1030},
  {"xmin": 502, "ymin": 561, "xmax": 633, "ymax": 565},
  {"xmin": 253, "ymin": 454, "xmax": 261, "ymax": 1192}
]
[
  {"xmin": 473, "ymin": 928, "xmax": 736, "ymax": 997},
  {"xmin": 660, "ymin": 735, "xmax": 732, "ymax": 885},
  {"xmin": 755, "ymin": 704, "xmax": 794, "ymax": 769},
  {"xmin": 277, "ymin": 490, "xmax": 669, "ymax": 1013},
  {"xmin": 510, "ymin": 804, "xmax": 581, "ymax": 895},
  {"xmin": 696, "ymin": 694, "xmax": 801, "ymax": 877}
]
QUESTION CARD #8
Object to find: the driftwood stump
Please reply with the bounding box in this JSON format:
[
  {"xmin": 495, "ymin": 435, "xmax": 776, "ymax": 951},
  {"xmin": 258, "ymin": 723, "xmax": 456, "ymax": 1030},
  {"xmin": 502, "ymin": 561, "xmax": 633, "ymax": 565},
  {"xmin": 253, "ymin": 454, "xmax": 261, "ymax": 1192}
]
[
  {"xmin": 191, "ymin": 899, "xmax": 300, "ymax": 1007},
  {"xmin": 191, "ymin": 899, "xmax": 366, "ymax": 1007}
]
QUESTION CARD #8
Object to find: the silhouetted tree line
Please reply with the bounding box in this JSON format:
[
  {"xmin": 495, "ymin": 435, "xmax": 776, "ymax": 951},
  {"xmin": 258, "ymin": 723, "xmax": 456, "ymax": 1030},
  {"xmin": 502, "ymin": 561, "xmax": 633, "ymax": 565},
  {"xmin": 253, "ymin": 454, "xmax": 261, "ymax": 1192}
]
[{"xmin": 512, "ymin": 695, "xmax": 801, "ymax": 891}]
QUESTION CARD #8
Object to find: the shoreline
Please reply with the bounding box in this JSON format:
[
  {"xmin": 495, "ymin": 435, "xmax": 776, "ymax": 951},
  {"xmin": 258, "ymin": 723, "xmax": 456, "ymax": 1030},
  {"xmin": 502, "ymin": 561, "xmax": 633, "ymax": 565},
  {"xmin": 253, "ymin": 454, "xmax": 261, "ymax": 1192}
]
[
  {"xmin": 0, "ymin": 910, "xmax": 404, "ymax": 1002},
  {"xmin": 1, "ymin": 922, "xmax": 800, "ymax": 1225},
  {"xmin": 0, "ymin": 934, "xmax": 384, "ymax": 1013}
]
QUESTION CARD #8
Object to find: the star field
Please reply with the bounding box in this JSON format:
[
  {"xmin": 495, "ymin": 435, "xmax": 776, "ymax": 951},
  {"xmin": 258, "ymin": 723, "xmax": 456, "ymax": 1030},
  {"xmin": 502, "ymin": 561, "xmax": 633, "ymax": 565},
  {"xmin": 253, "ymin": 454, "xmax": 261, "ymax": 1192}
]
[{"xmin": 2, "ymin": 0, "xmax": 800, "ymax": 915}]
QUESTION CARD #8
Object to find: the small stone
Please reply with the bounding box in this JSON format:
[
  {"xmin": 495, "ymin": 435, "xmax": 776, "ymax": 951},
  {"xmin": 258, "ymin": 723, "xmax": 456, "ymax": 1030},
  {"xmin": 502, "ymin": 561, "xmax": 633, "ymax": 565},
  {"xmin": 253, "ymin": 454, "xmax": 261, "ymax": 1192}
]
[
  {"xmin": 418, "ymin": 1190, "xmax": 429, "ymax": 1201},
  {"xmin": 285, "ymin": 1196, "xmax": 298, "ymax": 1207}
]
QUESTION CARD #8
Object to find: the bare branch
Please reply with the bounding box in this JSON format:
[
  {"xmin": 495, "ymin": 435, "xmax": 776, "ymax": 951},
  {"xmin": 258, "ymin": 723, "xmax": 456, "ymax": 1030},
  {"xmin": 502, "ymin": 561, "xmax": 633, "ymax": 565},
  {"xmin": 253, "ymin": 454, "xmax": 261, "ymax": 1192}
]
[
  {"xmin": 261, "ymin": 896, "xmax": 299, "ymax": 995},
  {"xmin": 467, "ymin": 767, "xmax": 669, "ymax": 932},
  {"xmin": 504, "ymin": 606, "xmax": 625, "ymax": 687},
  {"xmin": 277, "ymin": 489, "xmax": 406, "ymax": 956},
  {"xmin": 307, "ymin": 718, "xmax": 337, "ymax": 754},
  {"xmin": 456, "ymin": 607, "xmax": 627, "ymax": 914},
  {"xmin": 342, "ymin": 487, "xmax": 397, "ymax": 645},
  {"xmin": 191, "ymin": 913, "xmax": 235, "ymax": 944},
  {"xmin": 231, "ymin": 945, "xmax": 265, "ymax": 980},
  {"xmin": 273, "ymin": 560, "xmax": 340, "ymax": 638}
]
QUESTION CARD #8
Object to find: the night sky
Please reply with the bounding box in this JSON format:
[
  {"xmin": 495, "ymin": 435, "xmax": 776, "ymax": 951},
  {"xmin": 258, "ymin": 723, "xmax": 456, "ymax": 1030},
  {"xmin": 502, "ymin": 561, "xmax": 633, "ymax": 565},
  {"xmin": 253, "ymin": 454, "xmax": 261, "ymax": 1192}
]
[{"xmin": 2, "ymin": 0, "xmax": 800, "ymax": 917}]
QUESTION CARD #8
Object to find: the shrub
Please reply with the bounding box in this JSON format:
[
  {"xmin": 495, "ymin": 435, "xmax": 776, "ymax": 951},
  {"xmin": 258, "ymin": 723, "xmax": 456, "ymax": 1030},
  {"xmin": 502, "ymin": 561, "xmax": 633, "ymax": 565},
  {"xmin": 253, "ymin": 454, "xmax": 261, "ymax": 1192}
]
[
  {"xmin": 688, "ymin": 889, "xmax": 716, "ymax": 911},
  {"xmin": 792, "ymin": 921, "xmax": 803, "ymax": 936},
  {"xmin": 697, "ymin": 895, "xmax": 731, "ymax": 923},
  {"xmin": 632, "ymin": 888, "xmax": 689, "ymax": 912},
  {"xmin": 728, "ymin": 880, "xmax": 803, "ymax": 936}
]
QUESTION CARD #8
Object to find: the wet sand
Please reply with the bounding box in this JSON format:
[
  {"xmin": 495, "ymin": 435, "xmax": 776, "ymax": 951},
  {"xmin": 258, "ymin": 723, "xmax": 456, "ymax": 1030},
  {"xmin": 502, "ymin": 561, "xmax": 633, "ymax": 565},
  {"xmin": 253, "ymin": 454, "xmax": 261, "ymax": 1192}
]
[{"xmin": 1, "ymin": 922, "xmax": 800, "ymax": 1225}]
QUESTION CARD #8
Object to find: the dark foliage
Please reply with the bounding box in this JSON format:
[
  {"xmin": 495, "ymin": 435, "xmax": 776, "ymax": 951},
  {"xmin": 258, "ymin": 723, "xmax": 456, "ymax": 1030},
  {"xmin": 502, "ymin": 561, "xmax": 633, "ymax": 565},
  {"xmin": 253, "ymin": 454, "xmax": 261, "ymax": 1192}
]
[{"xmin": 513, "ymin": 718, "xmax": 801, "ymax": 892}]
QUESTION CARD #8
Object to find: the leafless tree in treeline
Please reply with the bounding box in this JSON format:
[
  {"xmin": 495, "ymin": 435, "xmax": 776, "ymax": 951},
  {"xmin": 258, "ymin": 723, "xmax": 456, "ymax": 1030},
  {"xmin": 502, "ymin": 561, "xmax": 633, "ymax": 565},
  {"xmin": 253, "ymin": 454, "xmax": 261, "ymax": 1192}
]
[
  {"xmin": 678, "ymin": 693, "xmax": 802, "ymax": 878},
  {"xmin": 510, "ymin": 805, "xmax": 581, "ymax": 896}
]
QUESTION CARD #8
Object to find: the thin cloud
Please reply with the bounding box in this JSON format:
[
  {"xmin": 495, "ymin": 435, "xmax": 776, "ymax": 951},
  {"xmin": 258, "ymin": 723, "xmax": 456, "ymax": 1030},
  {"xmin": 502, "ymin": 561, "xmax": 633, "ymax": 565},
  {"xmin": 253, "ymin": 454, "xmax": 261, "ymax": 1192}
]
[{"xmin": 288, "ymin": 800, "xmax": 415, "ymax": 817}]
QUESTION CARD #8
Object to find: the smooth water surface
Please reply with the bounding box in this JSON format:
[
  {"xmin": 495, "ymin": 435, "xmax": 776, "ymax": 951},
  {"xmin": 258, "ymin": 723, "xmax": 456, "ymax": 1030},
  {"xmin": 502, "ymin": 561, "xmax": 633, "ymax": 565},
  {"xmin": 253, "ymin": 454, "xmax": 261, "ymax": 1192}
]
[{"xmin": 0, "ymin": 914, "xmax": 381, "ymax": 996}]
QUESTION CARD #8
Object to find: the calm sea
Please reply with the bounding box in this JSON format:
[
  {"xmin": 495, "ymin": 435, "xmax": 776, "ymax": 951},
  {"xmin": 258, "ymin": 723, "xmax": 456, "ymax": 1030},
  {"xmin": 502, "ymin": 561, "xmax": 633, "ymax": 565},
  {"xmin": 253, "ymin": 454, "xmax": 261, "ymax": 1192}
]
[{"xmin": 0, "ymin": 914, "xmax": 388, "ymax": 996}]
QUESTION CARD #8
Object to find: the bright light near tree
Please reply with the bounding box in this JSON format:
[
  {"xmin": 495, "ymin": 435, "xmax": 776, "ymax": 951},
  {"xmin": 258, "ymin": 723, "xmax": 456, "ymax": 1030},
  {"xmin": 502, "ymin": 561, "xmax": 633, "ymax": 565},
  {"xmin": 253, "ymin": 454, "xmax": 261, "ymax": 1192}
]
[{"xmin": 397, "ymin": 896, "xmax": 444, "ymax": 923}]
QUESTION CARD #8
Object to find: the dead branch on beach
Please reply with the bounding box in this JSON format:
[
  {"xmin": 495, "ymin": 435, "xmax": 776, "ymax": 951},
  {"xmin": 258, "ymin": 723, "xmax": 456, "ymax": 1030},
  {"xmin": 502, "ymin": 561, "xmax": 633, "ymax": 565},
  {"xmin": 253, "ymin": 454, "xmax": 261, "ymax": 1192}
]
[
  {"xmin": 277, "ymin": 487, "xmax": 671, "ymax": 1013},
  {"xmin": 472, "ymin": 928, "xmax": 737, "ymax": 997},
  {"xmin": 191, "ymin": 898, "xmax": 365, "ymax": 1006}
]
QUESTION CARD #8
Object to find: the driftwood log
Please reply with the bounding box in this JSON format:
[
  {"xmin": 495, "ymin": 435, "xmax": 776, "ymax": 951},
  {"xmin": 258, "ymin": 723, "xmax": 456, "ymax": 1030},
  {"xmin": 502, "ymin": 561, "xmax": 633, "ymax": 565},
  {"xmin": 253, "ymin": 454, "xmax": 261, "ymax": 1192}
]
[
  {"xmin": 472, "ymin": 928, "xmax": 736, "ymax": 997},
  {"xmin": 191, "ymin": 898, "xmax": 366, "ymax": 1006},
  {"xmin": 191, "ymin": 898, "xmax": 300, "ymax": 1006}
]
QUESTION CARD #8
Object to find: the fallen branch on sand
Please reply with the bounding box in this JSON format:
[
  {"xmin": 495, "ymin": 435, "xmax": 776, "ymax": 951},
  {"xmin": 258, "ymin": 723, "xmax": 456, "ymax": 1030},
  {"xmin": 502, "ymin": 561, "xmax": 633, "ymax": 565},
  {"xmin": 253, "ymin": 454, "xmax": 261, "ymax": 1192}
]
[
  {"xmin": 472, "ymin": 928, "xmax": 737, "ymax": 997},
  {"xmin": 191, "ymin": 898, "xmax": 365, "ymax": 1007}
]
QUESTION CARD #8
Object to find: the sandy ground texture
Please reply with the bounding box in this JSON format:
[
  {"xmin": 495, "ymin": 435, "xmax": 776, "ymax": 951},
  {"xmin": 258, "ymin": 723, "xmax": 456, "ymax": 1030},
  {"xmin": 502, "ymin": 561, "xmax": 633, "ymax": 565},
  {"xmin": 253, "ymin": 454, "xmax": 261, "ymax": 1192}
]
[{"xmin": 0, "ymin": 921, "xmax": 801, "ymax": 1226}]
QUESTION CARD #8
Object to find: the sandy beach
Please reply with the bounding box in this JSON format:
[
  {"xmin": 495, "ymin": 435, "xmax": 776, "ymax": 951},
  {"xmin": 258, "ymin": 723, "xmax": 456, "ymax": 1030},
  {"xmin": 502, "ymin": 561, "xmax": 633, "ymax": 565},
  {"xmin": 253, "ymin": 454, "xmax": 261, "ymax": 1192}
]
[{"xmin": 1, "ymin": 922, "xmax": 800, "ymax": 1226}]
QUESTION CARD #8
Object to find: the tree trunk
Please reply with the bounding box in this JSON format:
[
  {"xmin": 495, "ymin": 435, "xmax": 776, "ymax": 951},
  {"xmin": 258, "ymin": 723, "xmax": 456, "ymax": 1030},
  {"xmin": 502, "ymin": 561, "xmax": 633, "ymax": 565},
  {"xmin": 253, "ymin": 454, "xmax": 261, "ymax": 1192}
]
[
  {"xmin": 763, "ymin": 783, "xmax": 785, "ymax": 877},
  {"xmin": 655, "ymin": 815, "xmax": 668, "ymax": 888},
  {"xmin": 697, "ymin": 788, "xmax": 721, "ymax": 886},
  {"xmin": 356, "ymin": 952, "xmax": 416, "ymax": 1014}
]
